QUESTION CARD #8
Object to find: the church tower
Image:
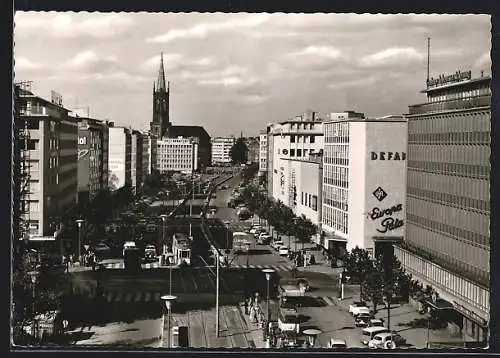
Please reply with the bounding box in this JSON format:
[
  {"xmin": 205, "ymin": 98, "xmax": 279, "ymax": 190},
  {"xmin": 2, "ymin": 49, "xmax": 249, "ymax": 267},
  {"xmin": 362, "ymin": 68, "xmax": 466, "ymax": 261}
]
[{"xmin": 150, "ymin": 52, "xmax": 170, "ymax": 138}]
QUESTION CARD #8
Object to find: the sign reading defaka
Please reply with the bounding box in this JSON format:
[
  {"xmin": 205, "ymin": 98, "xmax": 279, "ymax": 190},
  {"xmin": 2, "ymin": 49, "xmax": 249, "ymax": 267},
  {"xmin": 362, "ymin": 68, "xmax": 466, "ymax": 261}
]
[
  {"xmin": 369, "ymin": 203, "xmax": 404, "ymax": 233},
  {"xmin": 371, "ymin": 152, "xmax": 406, "ymax": 161}
]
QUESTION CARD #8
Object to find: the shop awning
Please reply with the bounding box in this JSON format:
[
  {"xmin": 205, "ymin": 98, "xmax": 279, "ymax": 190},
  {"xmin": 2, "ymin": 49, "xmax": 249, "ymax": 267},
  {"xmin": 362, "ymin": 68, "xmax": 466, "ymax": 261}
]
[{"xmin": 424, "ymin": 298, "xmax": 455, "ymax": 310}]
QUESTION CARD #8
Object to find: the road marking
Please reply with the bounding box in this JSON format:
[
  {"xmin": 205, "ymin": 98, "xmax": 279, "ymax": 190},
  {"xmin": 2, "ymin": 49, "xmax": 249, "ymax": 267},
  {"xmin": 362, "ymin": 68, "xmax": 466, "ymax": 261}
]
[
  {"xmin": 255, "ymin": 265, "xmax": 263, "ymax": 269},
  {"xmin": 144, "ymin": 292, "xmax": 151, "ymax": 302},
  {"xmin": 323, "ymin": 296, "xmax": 335, "ymax": 306},
  {"xmin": 154, "ymin": 293, "xmax": 161, "ymax": 302},
  {"xmin": 249, "ymin": 265, "xmax": 256, "ymax": 269},
  {"xmin": 115, "ymin": 292, "xmax": 124, "ymax": 302},
  {"xmin": 124, "ymin": 293, "xmax": 133, "ymax": 302},
  {"xmin": 134, "ymin": 292, "xmax": 142, "ymax": 302}
]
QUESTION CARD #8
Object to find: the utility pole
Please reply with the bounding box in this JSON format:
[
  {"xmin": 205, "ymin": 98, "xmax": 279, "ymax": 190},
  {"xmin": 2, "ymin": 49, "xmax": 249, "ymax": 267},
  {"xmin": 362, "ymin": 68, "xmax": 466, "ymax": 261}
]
[
  {"xmin": 215, "ymin": 250, "xmax": 220, "ymax": 337},
  {"xmin": 426, "ymin": 37, "xmax": 431, "ymax": 87}
]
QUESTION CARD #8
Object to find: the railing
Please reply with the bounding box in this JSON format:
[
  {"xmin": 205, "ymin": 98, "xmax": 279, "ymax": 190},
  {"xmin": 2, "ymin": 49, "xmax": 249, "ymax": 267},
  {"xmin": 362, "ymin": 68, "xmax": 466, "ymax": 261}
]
[{"xmin": 408, "ymin": 95, "xmax": 491, "ymax": 115}]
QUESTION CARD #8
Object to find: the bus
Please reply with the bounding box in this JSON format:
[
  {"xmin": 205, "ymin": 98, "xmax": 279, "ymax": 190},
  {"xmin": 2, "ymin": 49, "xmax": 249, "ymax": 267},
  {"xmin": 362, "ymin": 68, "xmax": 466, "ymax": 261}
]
[
  {"xmin": 172, "ymin": 233, "xmax": 192, "ymax": 266},
  {"xmin": 232, "ymin": 232, "xmax": 250, "ymax": 254}
]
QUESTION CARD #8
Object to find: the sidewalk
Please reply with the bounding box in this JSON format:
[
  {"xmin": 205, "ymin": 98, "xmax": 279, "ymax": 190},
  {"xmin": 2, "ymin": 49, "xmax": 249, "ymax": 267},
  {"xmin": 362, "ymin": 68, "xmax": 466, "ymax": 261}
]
[{"xmin": 164, "ymin": 304, "xmax": 267, "ymax": 348}]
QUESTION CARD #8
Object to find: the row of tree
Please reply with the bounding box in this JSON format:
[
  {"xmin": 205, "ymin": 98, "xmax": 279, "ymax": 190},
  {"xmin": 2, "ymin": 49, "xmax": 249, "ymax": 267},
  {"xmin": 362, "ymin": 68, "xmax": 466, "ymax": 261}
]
[{"xmin": 239, "ymin": 184, "xmax": 317, "ymax": 250}]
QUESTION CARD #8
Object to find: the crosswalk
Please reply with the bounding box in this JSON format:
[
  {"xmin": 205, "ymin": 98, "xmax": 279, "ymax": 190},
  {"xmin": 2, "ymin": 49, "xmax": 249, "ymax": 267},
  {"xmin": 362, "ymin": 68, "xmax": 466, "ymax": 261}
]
[
  {"xmin": 228, "ymin": 264, "xmax": 294, "ymax": 272},
  {"xmin": 100, "ymin": 262, "xmax": 293, "ymax": 272},
  {"xmin": 97, "ymin": 291, "xmax": 339, "ymax": 305}
]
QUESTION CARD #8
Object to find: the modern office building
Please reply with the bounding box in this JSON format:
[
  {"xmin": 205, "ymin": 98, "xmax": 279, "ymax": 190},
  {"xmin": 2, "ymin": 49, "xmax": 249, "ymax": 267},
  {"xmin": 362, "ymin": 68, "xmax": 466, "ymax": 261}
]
[
  {"xmin": 394, "ymin": 70, "xmax": 491, "ymax": 342},
  {"xmin": 269, "ymin": 111, "xmax": 325, "ymax": 206},
  {"xmin": 108, "ymin": 126, "xmax": 132, "ymax": 191},
  {"xmin": 259, "ymin": 131, "xmax": 268, "ymax": 176},
  {"xmin": 16, "ymin": 85, "xmax": 78, "ymax": 237},
  {"xmin": 75, "ymin": 116, "xmax": 109, "ymax": 205},
  {"xmin": 156, "ymin": 136, "xmax": 199, "ymax": 174},
  {"xmin": 141, "ymin": 131, "xmax": 152, "ymax": 182},
  {"xmin": 321, "ymin": 112, "xmax": 407, "ymax": 258},
  {"xmin": 211, "ymin": 136, "xmax": 235, "ymax": 165}
]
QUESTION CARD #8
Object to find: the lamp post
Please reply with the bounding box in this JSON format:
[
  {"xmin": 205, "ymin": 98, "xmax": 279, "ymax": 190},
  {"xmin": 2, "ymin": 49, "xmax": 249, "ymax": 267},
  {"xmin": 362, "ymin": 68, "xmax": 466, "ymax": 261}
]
[
  {"xmin": 262, "ymin": 268, "xmax": 275, "ymax": 323},
  {"xmin": 75, "ymin": 219, "xmax": 85, "ymax": 264},
  {"xmin": 215, "ymin": 249, "xmax": 220, "ymax": 337},
  {"xmin": 161, "ymin": 295, "xmax": 177, "ymax": 348},
  {"xmin": 246, "ymin": 241, "xmax": 251, "ymax": 267},
  {"xmin": 292, "ymin": 217, "xmax": 298, "ymax": 253},
  {"xmin": 28, "ymin": 270, "xmax": 39, "ymax": 339}
]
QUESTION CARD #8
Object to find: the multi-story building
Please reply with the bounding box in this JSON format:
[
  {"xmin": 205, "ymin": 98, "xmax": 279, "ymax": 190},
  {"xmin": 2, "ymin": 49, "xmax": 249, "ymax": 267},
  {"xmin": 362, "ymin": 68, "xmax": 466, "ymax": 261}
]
[
  {"xmin": 141, "ymin": 131, "xmax": 151, "ymax": 182},
  {"xmin": 259, "ymin": 130, "xmax": 268, "ymax": 177},
  {"xmin": 211, "ymin": 137, "xmax": 235, "ymax": 165},
  {"xmin": 321, "ymin": 112, "xmax": 407, "ymax": 258},
  {"xmin": 130, "ymin": 130, "xmax": 144, "ymax": 195},
  {"xmin": 156, "ymin": 136, "xmax": 199, "ymax": 174},
  {"xmin": 74, "ymin": 116, "xmax": 109, "ymax": 205},
  {"xmin": 245, "ymin": 136, "xmax": 260, "ymax": 164},
  {"xmin": 394, "ymin": 70, "xmax": 490, "ymax": 342},
  {"xmin": 16, "ymin": 86, "xmax": 78, "ymax": 237},
  {"xmin": 108, "ymin": 125, "xmax": 132, "ymax": 191},
  {"xmin": 266, "ymin": 124, "xmax": 274, "ymax": 198},
  {"xmin": 269, "ymin": 111, "xmax": 325, "ymax": 207}
]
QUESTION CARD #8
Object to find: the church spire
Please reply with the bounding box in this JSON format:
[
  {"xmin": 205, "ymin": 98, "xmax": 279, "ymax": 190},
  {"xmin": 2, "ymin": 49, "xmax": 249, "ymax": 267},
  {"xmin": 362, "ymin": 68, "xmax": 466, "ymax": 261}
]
[{"xmin": 156, "ymin": 52, "xmax": 167, "ymax": 92}]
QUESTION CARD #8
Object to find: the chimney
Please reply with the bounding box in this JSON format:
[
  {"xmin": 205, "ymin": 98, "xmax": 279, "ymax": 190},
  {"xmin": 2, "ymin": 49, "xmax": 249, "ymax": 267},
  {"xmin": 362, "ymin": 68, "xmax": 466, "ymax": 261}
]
[{"xmin": 481, "ymin": 70, "xmax": 484, "ymax": 77}]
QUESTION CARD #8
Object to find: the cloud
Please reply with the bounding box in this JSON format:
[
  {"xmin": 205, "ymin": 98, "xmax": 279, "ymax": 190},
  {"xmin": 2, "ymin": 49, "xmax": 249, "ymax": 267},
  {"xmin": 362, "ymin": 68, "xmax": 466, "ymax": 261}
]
[
  {"xmin": 198, "ymin": 77, "xmax": 244, "ymax": 86},
  {"xmin": 141, "ymin": 53, "xmax": 184, "ymax": 71},
  {"xmin": 146, "ymin": 14, "xmax": 270, "ymax": 43},
  {"xmin": 180, "ymin": 65, "xmax": 248, "ymax": 80},
  {"xmin": 14, "ymin": 57, "xmax": 43, "ymax": 70},
  {"xmin": 359, "ymin": 47, "xmax": 425, "ymax": 67},
  {"xmin": 62, "ymin": 51, "xmax": 118, "ymax": 73},
  {"xmin": 291, "ymin": 45, "xmax": 342, "ymax": 59},
  {"xmin": 15, "ymin": 12, "xmax": 135, "ymax": 39},
  {"xmin": 475, "ymin": 52, "xmax": 491, "ymax": 68}
]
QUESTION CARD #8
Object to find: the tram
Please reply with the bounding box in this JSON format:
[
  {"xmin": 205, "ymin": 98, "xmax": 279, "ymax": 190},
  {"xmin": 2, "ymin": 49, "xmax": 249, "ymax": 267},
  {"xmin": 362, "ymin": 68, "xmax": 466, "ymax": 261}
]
[{"xmin": 172, "ymin": 233, "xmax": 192, "ymax": 266}]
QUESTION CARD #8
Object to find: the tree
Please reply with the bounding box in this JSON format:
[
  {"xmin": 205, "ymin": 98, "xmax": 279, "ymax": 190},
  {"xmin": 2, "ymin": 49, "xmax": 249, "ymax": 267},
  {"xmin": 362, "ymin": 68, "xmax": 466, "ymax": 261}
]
[
  {"xmin": 229, "ymin": 138, "xmax": 248, "ymax": 164},
  {"xmin": 293, "ymin": 215, "xmax": 317, "ymax": 251}
]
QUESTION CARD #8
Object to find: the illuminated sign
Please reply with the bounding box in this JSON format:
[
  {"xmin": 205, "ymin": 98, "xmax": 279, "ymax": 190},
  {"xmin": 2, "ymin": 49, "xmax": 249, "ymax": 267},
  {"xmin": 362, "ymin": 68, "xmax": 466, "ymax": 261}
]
[
  {"xmin": 371, "ymin": 152, "xmax": 406, "ymax": 161},
  {"xmin": 78, "ymin": 137, "xmax": 87, "ymax": 145},
  {"xmin": 78, "ymin": 149, "xmax": 89, "ymax": 159},
  {"xmin": 369, "ymin": 203, "xmax": 404, "ymax": 233},
  {"xmin": 427, "ymin": 70, "xmax": 472, "ymax": 88}
]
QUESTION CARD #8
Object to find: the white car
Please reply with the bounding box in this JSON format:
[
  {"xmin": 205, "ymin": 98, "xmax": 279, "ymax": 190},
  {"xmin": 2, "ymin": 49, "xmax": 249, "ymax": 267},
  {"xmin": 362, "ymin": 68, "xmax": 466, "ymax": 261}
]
[
  {"xmin": 272, "ymin": 241, "xmax": 284, "ymax": 250},
  {"xmin": 257, "ymin": 234, "xmax": 271, "ymax": 245},
  {"xmin": 349, "ymin": 301, "xmax": 369, "ymax": 316},
  {"xmin": 123, "ymin": 241, "xmax": 136, "ymax": 256},
  {"xmin": 249, "ymin": 225, "xmax": 262, "ymax": 234},
  {"xmin": 327, "ymin": 338, "xmax": 347, "ymax": 349},
  {"xmin": 368, "ymin": 332, "xmax": 406, "ymax": 349},
  {"xmin": 279, "ymin": 247, "xmax": 290, "ymax": 256}
]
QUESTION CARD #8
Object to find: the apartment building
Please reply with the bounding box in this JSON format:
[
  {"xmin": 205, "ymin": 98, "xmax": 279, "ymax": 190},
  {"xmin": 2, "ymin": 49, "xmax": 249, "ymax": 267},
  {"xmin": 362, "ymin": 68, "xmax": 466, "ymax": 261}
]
[
  {"xmin": 108, "ymin": 126, "xmax": 132, "ymax": 191},
  {"xmin": 75, "ymin": 116, "xmax": 109, "ymax": 205},
  {"xmin": 130, "ymin": 130, "xmax": 144, "ymax": 195},
  {"xmin": 211, "ymin": 136, "xmax": 235, "ymax": 165},
  {"xmin": 17, "ymin": 87, "xmax": 78, "ymax": 237},
  {"xmin": 258, "ymin": 131, "xmax": 268, "ymax": 176},
  {"xmin": 141, "ymin": 131, "xmax": 151, "ymax": 183},
  {"xmin": 156, "ymin": 136, "xmax": 199, "ymax": 174},
  {"xmin": 245, "ymin": 136, "xmax": 260, "ymax": 164},
  {"xmin": 321, "ymin": 112, "xmax": 407, "ymax": 258},
  {"xmin": 395, "ymin": 70, "xmax": 491, "ymax": 342}
]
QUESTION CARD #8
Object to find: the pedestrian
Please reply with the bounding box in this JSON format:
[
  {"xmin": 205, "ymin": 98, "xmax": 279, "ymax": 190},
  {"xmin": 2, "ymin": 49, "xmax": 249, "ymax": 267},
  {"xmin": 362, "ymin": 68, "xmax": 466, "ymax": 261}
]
[{"xmin": 244, "ymin": 298, "xmax": 249, "ymax": 315}]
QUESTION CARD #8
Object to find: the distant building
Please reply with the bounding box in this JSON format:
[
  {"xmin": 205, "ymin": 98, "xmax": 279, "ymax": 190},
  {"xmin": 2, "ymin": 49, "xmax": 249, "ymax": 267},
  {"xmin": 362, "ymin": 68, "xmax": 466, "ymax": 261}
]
[
  {"xmin": 321, "ymin": 113, "xmax": 407, "ymax": 259},
  {"xmin": 258, "ymin": 131, "xmax": 268, "ymax": 176},
  {"xmin": 16, "ymin": 86, "xmax": 78, "ymax": 237},
  {"xmin": 74, "ymin": 116, "xmax": 109, "ymax": 205},
  {"xmin": 131, "ymin": 130, "xmax": 144, "ymax": 195},
  {"xmin": 108, "ymin": 126, "xmax": 132, "ymax": 191},
  {"xmin": 167, "ymin": 126, "xmax": 210, "ymax": 170},
  {"xmin": 141, "ymin": 131, "xmax": 151, "ymax": 182},
  {"xmin": 211, "ymin": 137, "xmax": 235, "ymax": 165},
  {"xmin": 396, "ymin": 70, "xmax": 491, "ymax": 342},
  {"xmin": 156, "ymin": 136, "xmax": 199, "ymax": 174}
]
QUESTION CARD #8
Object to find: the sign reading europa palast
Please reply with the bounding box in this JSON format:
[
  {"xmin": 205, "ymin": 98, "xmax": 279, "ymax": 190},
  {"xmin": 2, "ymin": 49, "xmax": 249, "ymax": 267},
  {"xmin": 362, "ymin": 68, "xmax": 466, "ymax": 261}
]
[{"xmin": 369, "ymin": 203, "xmax": 404, "ymax": 233}]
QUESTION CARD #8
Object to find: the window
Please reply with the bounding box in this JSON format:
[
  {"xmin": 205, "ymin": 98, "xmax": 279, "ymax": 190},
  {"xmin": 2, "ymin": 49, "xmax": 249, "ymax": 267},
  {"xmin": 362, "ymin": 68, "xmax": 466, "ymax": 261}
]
[
  {"xmin": 308, "ymin": 194, "xmax": 312, "ymax": 207},
  {"xmin": 310, "ymin": 135, "xmax": 315, "ymax": 143},
  {"xmin": 297, "ymin": 149, "xmax": 302, "ymax": 157},
  {"xmin": 290, "ymin": 149, "xmax": 295, "ymax": 157},
  {"xmin": 301, "ymin": 192, "xmax": 304, "ymax": 205},
  {"xmin": 312, "ymin": 195, "xmax": 318, "ymax": 211},
  {"xmin": 290, "ymin": 135, "xmax": 296, "ymax": 143}
]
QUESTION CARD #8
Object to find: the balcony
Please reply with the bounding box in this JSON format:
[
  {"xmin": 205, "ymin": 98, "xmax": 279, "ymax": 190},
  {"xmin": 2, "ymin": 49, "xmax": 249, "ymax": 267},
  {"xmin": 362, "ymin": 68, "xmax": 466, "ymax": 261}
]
[{"xmin": 408, "ymin": 95, "xmax": 491, "ymax": 115}]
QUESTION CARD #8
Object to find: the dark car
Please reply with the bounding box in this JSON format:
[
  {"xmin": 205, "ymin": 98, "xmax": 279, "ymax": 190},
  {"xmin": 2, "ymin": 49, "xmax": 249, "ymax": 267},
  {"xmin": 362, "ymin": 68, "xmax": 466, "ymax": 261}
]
[{"xmin": 355, "ymin": 312, "xmax": 374, "ymax": 327}]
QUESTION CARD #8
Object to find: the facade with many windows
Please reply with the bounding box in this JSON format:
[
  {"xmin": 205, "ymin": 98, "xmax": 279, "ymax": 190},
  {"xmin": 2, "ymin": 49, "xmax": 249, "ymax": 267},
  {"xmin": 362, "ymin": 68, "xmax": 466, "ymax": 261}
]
[
  {"xmin": 322, "ymin": 112, "xmax": 407, "ymax": 258},
  {"xmin": 269, "ymin": 111, "xmax": 325, "ymax": 207},
  {"xmin": 259, "ymin": 131, "xmax": 268, "ymax": 176},
  {"xmin": 211, "ymin": 137, "xmax": 235, "ymax": 165},
  {"xmin": 108, "ymin": 126, "xmax": 132, "ymax": 191},
  {"xmin": 17, "ymin": 88, "xmax": 78, "ymax": 237},
  {"xmin": 395, "ymin": 71, "xmax": 490, "ymax": 342},
  {"xmin": 156, "ymin": 136, "xmax": 199, "ymax": 174}
]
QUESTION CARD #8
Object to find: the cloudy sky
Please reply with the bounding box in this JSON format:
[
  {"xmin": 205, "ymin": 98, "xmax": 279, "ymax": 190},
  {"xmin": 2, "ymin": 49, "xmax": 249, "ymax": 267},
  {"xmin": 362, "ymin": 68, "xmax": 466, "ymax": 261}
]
[{"xmin": 14, "ymin": 12, "xmax": 491, "ymax": 137}]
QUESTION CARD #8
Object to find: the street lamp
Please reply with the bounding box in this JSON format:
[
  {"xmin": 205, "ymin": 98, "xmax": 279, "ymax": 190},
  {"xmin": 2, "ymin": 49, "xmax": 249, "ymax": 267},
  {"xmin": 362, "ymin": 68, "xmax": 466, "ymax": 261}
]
[
  {"xmin": 215, "ymin": 249, "xmax": 220, "ymax": 337},
  {"xmin": 75, "ymin": 219, "xmax": 85, "ymax": 264},
  {"xmin": 161, "ymin": 295, "xmax": 177, "ymax": 348},
  {"xmin": 246, "ymin": 241, "xmax": 251, "ymax": 267},
  {"xmin": 262, "ymin": 268, "xmax": 275, "ymax": 323},
  {"xmin": 292, "ymin": 217, "xmax": 298, "ymax": 253},
  {"xmin": 28, "ymin": 270, "xmax": 39, "ymax": 339}
]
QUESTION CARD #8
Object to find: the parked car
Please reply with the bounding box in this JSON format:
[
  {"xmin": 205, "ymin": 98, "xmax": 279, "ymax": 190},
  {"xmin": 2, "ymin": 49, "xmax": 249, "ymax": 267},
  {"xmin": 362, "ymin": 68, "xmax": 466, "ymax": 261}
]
[
  {"xmin": 279, "ymin": 247, "xmax": 290, "ymax": 256},
  {"xmin": 94, "ymin": 242, "xmax": 111, "ymax": 256},
  {"xmin": 123, "ymin": 241, "xmax": 136, "ymax": 256},
  {"xmin": 327, "ymin": 338, "xmax": 347, "ymax": 349},
  {"xmin": 349, "ymin": 301, "xmax": 369, "ymax": 316},
  {"xmin": 368, "ymin": 332, "xmax": 406, "ymax": 349},
  {"xmin": 278, "ymin": 307, "xmax": 300, "ymax": 333},
  {"xmin": 355, "ymin": 313, "xmax": 374, "ymax": 327},
  {"xmin": 144, "ymin": 245, "xmax": 157, "ymax": 260},
  {"xmin": 271, "ymin": 240, "xmax": 284, "ymax": 250},
  {"xmin": 361, "ymin": 326, "xmax": 390, "ymax": 345},
  {"xmin": 257, "ymin": 234, "xmax": 271, "ymax": 245},
  {"xmin": 296, "ymin": 278, "xmax": 310, "ymax": 292},
  {"xmin": 368, "ymin": 318, "xmax": 385, "ymax": 328},
  {"xmin": 249, "ymin": 226, "xmax": 262, "ymax": 234}
]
